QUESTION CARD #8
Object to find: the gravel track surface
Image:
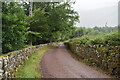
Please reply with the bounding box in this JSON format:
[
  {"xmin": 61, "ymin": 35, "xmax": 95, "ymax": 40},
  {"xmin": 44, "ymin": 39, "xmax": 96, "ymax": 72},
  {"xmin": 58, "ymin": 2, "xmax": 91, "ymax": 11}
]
[{"xmin": 41, "ymin": 44, "xmax": 111, "ymax": 78}]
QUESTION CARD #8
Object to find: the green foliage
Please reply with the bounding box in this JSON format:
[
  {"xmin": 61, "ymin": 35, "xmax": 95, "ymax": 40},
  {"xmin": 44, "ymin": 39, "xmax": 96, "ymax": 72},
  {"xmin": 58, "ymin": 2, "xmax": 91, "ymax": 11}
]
[
  {"xmin": 27, "ymin": 31, "xmax": 41, "ymax": 45},
  {"xmin": 3, "ymin": 2, "xmax": 118, "ymax": 54},
  {"xmin": 28, "ymin": 8, "xmax": 49, "ymax": 44},
  {"xmin": 69, "ymin": 26, "xmax": 118, "ymax": 40},
  {"xmin": 70, "ymin": 36, "xmax": 90, "ymax": 44},
  {"xmin": 69, "ymin": 31, "xmax": 119, "ymax": 46},
  {"xmin": 28, "ymin": 2, "xmax": 79, "ymax": 44},
  {"xmin": 70, "ymin": 27, "xmax": 84, "ymax": 38},
  {"xmin": 104, "ymin": 32, "xmax": 120, "ymax": 46},
  {"xmin": 2, "ymin": 2, "xmax": 28, "ymax": 53},
  {"xmin": 93, "ymin": 26, "xmax": 118, "ymax": 34},
  {"xmin": 88, "ymin": 38, "xmax": 103, "ymax": 45},
  {"xmin": 2, "ymin": 2, "xmax": 79, "ymax": 53}
]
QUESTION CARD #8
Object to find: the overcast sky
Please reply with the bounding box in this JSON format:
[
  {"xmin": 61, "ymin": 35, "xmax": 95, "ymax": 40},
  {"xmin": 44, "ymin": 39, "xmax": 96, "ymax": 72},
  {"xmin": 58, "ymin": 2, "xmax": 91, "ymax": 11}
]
[{"xmin": 73, "ymin": 0, "xmax": 120, "ymax": 27}]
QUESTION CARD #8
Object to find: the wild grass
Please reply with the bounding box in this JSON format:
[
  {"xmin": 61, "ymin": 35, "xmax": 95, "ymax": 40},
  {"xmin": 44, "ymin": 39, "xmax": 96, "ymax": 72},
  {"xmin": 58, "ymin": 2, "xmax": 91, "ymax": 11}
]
[{"xmin": 15, "ymin": 45, "xmax": 53, "ymax": 78}]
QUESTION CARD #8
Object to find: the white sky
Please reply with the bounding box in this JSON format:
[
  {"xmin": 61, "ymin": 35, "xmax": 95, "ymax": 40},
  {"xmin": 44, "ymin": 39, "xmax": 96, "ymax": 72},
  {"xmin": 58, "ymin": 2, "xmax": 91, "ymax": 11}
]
[
  {"xmin": 73, "ymin": 0, "xmax": 119, "ymax": 10},
  {"xmin": 73, "ymin": 0, "xmax": 120, "ymax": 27}
]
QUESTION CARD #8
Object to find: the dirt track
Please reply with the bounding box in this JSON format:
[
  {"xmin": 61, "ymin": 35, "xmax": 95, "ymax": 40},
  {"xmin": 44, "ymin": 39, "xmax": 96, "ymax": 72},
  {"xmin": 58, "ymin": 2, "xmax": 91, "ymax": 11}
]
[{"xmin": 41, "ymin": 44, "xmax": 111, "ymax": 78}]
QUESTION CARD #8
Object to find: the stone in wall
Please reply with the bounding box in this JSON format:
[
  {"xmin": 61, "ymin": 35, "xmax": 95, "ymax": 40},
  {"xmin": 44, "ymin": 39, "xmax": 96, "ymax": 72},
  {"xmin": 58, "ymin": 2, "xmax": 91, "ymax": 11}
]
[
  {"xmin": 0, "ymin": 44, "xmax": 48, "ymax": 79},
  {"xmin": 65, "ymin": 42, "xmax": 120, "ymax": 78},
  {"xmin": 0, "ymin": 58, "xmax": 3, "ymax": 79}
]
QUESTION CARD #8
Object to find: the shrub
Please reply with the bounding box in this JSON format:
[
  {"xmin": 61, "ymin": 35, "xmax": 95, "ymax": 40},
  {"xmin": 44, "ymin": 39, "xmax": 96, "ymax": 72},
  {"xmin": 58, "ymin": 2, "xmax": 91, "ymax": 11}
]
[
  {"xmin": 69, "ymin": 36, "xmax": 90, "ymax": 44},
  {"xmin": 104, "ymin": 32, "xmax": 120, "ymax": 46},
  {"xmin": 68, "ymin": 32, "xmax": 119, "ymax": 46},
  {"xmin": 88, "ymin": 38, "xmax": 103, "ymax": 45}
]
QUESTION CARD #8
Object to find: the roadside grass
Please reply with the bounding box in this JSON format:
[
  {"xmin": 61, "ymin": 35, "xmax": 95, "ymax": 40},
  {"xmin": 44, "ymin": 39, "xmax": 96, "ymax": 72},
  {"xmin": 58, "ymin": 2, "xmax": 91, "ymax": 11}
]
[{"xmin": 15, "ymin": 45, "xmax": 53, "ymax": 78}]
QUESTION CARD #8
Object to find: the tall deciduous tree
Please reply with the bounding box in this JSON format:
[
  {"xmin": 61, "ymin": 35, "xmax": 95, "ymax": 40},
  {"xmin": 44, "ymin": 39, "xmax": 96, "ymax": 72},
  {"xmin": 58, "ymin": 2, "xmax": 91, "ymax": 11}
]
[
  {"xmin": 28, "ymin": 2, "xmax": 79, "ymax": 44},
  {"xmin": 2, "ymin": 2, "xmax": 28, "ymax": 53}
]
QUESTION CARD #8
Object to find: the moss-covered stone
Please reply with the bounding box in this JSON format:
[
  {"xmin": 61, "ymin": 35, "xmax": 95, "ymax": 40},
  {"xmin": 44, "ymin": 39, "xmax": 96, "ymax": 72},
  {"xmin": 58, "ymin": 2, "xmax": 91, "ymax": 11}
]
[
  {"xmin": 65, "ymin": 42, "xmax": 120, "ymax": 78},
  {"xmin": 0, "ymin": 44, "xmax": 48, "ymax": 79}
]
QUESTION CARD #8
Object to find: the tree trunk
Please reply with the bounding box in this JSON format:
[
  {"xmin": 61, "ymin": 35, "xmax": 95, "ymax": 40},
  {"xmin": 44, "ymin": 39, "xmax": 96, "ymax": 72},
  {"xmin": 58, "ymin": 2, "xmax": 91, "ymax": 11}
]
[
  {"xmin": 29, "ymin": 2, "xmax": 33, "ymax": 16},
  {"xmin": 29, "ymin": 41, "xmax": 32, "ymax": 46},
  {"xmin": 29, "ymin": 2, "xmax": 33, "ymax": 45}
]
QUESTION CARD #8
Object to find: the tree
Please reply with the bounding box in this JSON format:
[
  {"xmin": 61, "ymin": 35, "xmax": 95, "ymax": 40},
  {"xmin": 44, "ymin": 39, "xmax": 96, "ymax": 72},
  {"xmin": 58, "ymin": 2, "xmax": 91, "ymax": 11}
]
[
  {"xmin": 28, "ymin": 2, "xmax": 79, "ymax": 44},
  {"xmin": 2, "ymin": 2, "xmax": 28, "ymax": 53},
  {"xmin": 2, "ymin": 2, "xmax": 79, "ymax": 53}
]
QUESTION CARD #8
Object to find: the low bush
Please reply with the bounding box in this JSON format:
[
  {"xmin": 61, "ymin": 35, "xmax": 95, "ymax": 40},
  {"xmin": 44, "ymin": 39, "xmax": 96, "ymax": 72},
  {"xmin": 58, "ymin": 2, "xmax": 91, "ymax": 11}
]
[
  {"xmin": 104, "ymin": 32, "xmax": 120, "ymax": 46},
  {"xmin": 69, "ymin": 32, "xmax": 119, "ymax": 46}
]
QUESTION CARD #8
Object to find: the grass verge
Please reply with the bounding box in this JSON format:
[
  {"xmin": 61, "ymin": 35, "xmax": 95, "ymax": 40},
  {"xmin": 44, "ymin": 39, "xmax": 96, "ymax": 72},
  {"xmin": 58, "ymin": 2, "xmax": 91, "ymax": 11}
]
[{"xmin": 15, "ymin": 45, "xmax": 53, "ymax": 78}]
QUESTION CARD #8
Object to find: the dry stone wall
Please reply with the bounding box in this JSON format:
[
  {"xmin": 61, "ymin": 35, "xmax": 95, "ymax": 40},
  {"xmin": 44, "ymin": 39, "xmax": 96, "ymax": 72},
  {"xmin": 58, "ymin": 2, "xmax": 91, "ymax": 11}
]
[
  {"xmin": 0, "ymin": 44, "xmax": 49, "ymax": 79},
  {"xmin": 65, "ymin": 42, "xmax": 120, "ymax": 78}
]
